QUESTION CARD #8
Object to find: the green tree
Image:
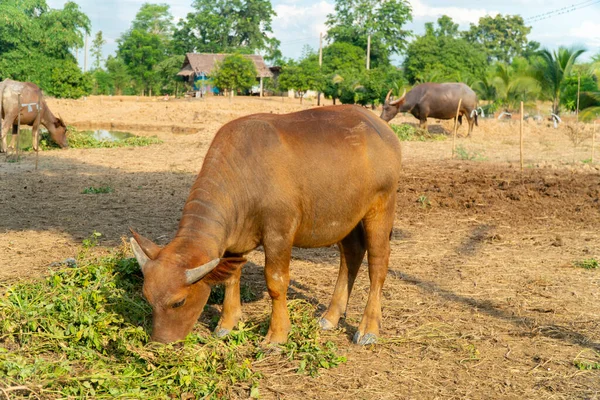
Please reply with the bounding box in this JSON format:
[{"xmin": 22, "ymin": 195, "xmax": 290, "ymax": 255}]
[
  {"xmin": 0, "ymin": 0, "xmax": 91, "ymax": 97},
  {"xmin": 326, "ymin": 0, "xmax": 412, "ymax": 66},
  {"xmin": 117, "ymin": 3, "xmax": 174, "ymax": 95},
  {"xmin": 463, "ymin": 14, "xmax": 531, "ymax": 63},
  {"xmin": 404, "ymin": 17, "xmax": 487, "ymax": 84},
  {"xmin": 91, "ymin": 31, "xmax": 106, "ymax": 70},
  {"xmin": 534, "ymin": 46, "xmax": 586, "ymax": 114},
  {"xmin": 278, "ymin": 58, "xmax": 323, "ymax": 104},
  {"xmin": 561, "ymin": 75, "xmax": 597, "ymax": 112},
  {"xmin": 491, "ymin": 61, "xmax": 539, "ymax": 112},
  {"xmin": 105, "ymin": 56, "xmax": 132, "ymax": 95},
  {"xmin": 212, "ymin": 54, "xmax": 257, "ymax": 99},
  {"xmin": 174, "ymin": 0, "xmax": 280, "ymax": 60},
  {"xmin": 154, "ymin": 55, "xmax": 186, "ymax": 95}
]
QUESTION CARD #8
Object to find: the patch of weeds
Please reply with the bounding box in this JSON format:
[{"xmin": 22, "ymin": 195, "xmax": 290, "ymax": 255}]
[
  {"xmin": 582, "ymin": 158, "xmax": 592, "ymax": 164},
  {"xmin": 574, "ymin": 350, "xmax": 600, "ymax": 370},
  {"xmin": 0, "ymin": 247, "xmax": 344, "ymax": 397},
  {"xmin": 277, "ymin": 300, "xmax": 347, "ymax": 377},
  {"xmin": 417, "ymin": 195, "xmax": 431, "ymax": 208},
  {"xmin": 82, "ymin": 186, "xmax": 113, "ymax": 194},
  {"xmin": 390, "ymin": 124, "xmax": 446, "ymax": 142},
  {"xmin": 20, "ymin": 127, "xmax": 162, "ymax": 151},
  {"xmin": 573, "ymin": 258, "xmax": 599, "ymax": 270},
  {"xmin": 455, "ymin": 145, "xmax": 487, "ymax": 161}
]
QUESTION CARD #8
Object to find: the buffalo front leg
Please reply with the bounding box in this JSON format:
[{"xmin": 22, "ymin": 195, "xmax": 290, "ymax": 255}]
[
  {"xmin": 353, "ymin": 195, "xmax": 396, "ymax": 345},
  {"xmin": 214, "ymin": 266, "xmax": 242, "ymax": 338},
  {"xmin": 419, "ymin": 118, "xmax": 428, "ymax": 131},
  {"xmin": 263, "ymin": 241, "xmax": 292, "ymax": 344},
  {"xmin": 467, "ymin": 115, "xmax": 475, "ymax": 137},
  {"xmin": 320, "ymin": 223, "xmax": 366, "ymax": 330}
]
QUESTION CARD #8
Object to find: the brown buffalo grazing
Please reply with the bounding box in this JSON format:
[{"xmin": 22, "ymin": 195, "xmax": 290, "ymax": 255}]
[
  {"xmin": 130, "ymin": 105, "xmax": 402, "ymax": 345},
  {"xmin": 0, "ymin": 79, "xmax": 67, "ymax": 152},
  {"xmin": 380, "ymin": 82, "xmax": 479, "ymax": 136}
]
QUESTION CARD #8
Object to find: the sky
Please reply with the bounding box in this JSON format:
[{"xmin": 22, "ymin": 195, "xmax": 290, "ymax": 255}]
[{"xmin": 46, "ymin": 0, "xmax": 600, "ymax": 68}]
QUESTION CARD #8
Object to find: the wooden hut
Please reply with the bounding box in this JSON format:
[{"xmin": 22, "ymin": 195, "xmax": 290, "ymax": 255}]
[{"xmin": 177, "ymin": 53, "xmax": 274, "ymax": 97}]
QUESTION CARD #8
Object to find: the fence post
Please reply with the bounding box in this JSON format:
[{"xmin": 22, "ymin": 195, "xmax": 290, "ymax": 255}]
[
  {"xmin": 452, "ymin": 98, "xmax": 462, "ymax": 159},
  {"xmin": 15, "ymin": 93, "xmax": 21, "ymax": 161},
  {"xmin": 36, "ymin": 99, "xmax": 41, "ymax": 170},
  {"xmin": 593, "ymin": 121, "xmax": 596, "ymax": 164},
  {"xmin": 520, "ymin": 101, "xmax": 524, "ymax": 172}
]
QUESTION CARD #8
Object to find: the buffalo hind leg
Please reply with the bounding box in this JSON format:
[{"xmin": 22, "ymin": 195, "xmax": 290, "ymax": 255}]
[
  {"xmin": 320, "ymin": 223, "xmax": 367, "ymax": 330},
  {"xmin": 353, "ymin": 195, "xmax": 396, "ymax": 345},
  {"xmin": 214, "ymin": 266, "xmax": 243, "ymax": 337},
  {"xmin": 263, "ymin": 237, "xmax": 293, "ymax": 344}
]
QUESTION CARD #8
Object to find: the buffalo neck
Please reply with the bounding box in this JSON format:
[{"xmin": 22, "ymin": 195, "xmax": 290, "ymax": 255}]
[
  {"xmin": 40, "ymin": 102, "xmax": 57, "ymax": 133},
  {"xmin": 172, "ymin": 150, "xmax": 250, "ymax": 260}
]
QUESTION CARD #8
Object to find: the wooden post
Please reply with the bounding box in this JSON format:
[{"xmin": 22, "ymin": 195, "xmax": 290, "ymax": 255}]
[
  {"xmin": 366, "ymin": 35, "xmax": 371, "ymax": 70},
  {"xmin": 15, "ymin": 93, "xmax": 21, "ymax": 162},
  {"xmin": 35, "ymin": 99, "xmax": 40, "ymax": 170},
  {"xmin": 259, "ymin": 77, "xmax": 264, "ymax": 98},
  {"xmin": 452, "ymin": 99, "xmax": 462, "ymax": 159},
  {"xmin": 520, "ymin": 101, "xmax": 524, "ymax": 172},
  {"xmin": 576, "ymin": 75, "xmax": 581, "ymax": 122},
  {"xmin": 318, "ymin": 32, "xmax": 323, "ymax": 106},
  {"xmin": 593, "ymin": 121, "xmax": 596, "ymax": 164}
]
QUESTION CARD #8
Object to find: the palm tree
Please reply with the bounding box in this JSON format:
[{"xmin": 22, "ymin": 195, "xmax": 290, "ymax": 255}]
[
  {"xmin": 490, "ymin": 63, "xmax": 539, "ymax": 112},
  {"xmin": 534, "ymin": 46, "xmax": 586, "ymax": 114}
]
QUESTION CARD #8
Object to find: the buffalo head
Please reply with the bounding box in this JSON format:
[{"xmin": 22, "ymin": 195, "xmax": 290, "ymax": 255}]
[
  {"xmin": 380, "ymin": 89, "xmax": 406, "ymax": 122},
  {"xmin": 50, "ymin": 115, "xmax": 68, "ymax": 148},
  {"xmin": 129, "ymin": 229, "xmax": 245, "ymax": 343}
]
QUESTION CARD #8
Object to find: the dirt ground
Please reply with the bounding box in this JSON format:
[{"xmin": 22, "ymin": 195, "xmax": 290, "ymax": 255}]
[{"xmin": 1, "ymin": 95, "xmax": 600, "ymax": 399}]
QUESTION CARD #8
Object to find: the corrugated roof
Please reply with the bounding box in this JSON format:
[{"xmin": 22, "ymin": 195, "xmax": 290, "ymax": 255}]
[{"xmin": 179, "ymin": 53, "xmax": 274, "ymax": 78}]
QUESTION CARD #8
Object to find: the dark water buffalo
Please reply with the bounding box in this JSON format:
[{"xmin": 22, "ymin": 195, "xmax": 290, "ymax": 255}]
[
  {"xmin": 0, "ymin": 79, "xmax": 67, "ymax": 152},
  {"xmin": 380, "ymin": 82, "xmax": 479, "ymax": 136},
  {"xmin": 130, "ymin": 105, "xmax": 402, "ymax": 345}
]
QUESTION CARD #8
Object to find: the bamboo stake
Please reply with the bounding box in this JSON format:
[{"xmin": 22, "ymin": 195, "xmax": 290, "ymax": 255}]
[
  {"xmin": 15, "ymin": 93, "xmax": 21, "ymax": 162},
  {"xmin": 452, "ymin": 98, "xmax": 462, "ymax": 159},
  {"xmin": 593, "ymin": 121, "xmax": 596, "ymax": 164},
  {"xmin": 520, "ymin": 101, "xmax": 524, "ymax": 172},
  {"xmin": 35, "ymin": 99, "xmax": 40, "ymax": 170}
]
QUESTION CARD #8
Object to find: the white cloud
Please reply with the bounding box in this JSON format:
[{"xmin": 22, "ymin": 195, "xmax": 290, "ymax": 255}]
[
  {"xmin": 273, "ymin": 1, "xmax": 334, "ymax": 56},
  {"xmin": 569, "ymin": 21, "xmax": 600, "ymax": 47},
  {"xmin": 410, "ymin": 0, "xmax": 498, "ymax": 25}
]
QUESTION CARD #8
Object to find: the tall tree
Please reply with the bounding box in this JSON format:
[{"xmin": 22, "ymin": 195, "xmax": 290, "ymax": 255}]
[
  {"xmin": 534, "ymin": 46, "xmax": 586, "ymax": 114},
  {"xmin": 91, "ymin": 31, "xmax": 106, "ymax": 70},
  {"xmin": 403, "ymin": 16, "xmax": 487, "ymax": 84},
  {"xmin": 174, "ymin": 0, "xmax": 280, "ymax": 60},
  {"xmin": 0, "ymin": 0, "xmax": 91, "ymax": 97},
  {"xmin": 212, "ymin": 54, "xmax": 257, "ymax": 99},
  {"xmin": 117, "ymin": 3, "xmax": 174, "ymax": 95},
  {"xmin": 326, "ymin": 0, "xmax": 412, "ymax": 67},
  {"xmin": 463, "ymin": 14, "xmax": 531, "ymax": 63}
]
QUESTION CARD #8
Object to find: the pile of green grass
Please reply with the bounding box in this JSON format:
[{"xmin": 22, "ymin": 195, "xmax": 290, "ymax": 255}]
[
  {"xmin": 389, "ymin": 124, "xmax": 447, "ymax": 142},
  {"xmin": 0, "ymin": 245, "xmax": 345, "ymax": 398},
  {"xmin": 17, "ymin": 127, "xmax": 161, "ymax": 151}
]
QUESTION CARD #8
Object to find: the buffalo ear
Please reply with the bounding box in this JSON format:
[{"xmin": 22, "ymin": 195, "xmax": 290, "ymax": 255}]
[
  {"xmin": 203, "ymin": 257, "xmax": 247, "ymax": 285},
  {"xmin": 129, "ymin": 228, "xmax": 162, "ymax": 271}
]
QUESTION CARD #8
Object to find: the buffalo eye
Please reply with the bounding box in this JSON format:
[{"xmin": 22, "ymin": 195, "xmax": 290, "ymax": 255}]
[{"xmin": 171, "ymin": 298, "xmax": 186, "ymax": 309}]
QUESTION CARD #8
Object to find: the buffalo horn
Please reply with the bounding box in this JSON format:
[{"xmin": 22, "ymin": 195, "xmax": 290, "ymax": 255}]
[
  {"xmin": 185, "ymin": 258, "xmax": 221, "ymax": 285},
  {"xmin": 390, "ymin": 89, "xmax": 407, "ymax": 106},
  {"xmin": 385, "ymin": 89, "xmax": 393, "ymax": 103},
  {"xmin": 130, "ymin": 237, "xmax": 150, "ymax": 272}
]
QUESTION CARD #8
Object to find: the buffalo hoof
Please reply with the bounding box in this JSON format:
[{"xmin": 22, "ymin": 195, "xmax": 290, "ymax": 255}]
[
  {"xmin": 214, "ymin": 328, "xmax": 230, "ymax": 338},
  {"xmin": 353, "ymin": 331, "xmax": 378, "ymax": 345},
  {"xmin": 318, "ymin": 317, "xmax": 336, "ymax": 331}
]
